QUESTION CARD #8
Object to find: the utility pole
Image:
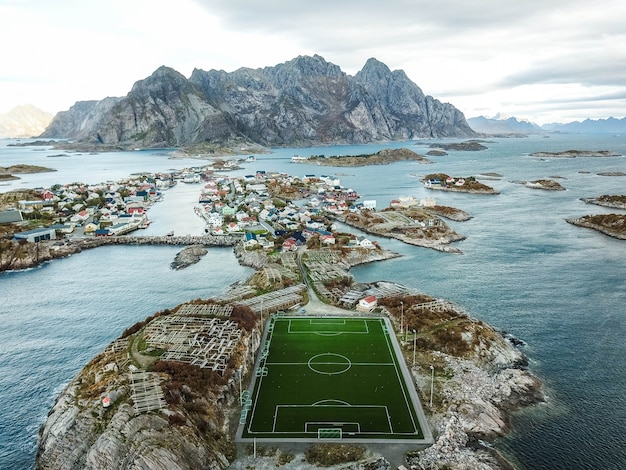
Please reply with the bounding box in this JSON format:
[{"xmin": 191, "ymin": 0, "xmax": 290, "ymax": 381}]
[
  {"xmin": 430, "ymin": 365, "xmax": 435, "ymax": 408},
  {"xmin": 239, "ymin": 365, "xmax": 243, "ymax": 405},
  {"xmin": 400, "ymin": 301, "xmax": 404, "ymax": 341},
  {"xmin": 412, "ymin": 329, "xmax": 416, "ymax": 366}
]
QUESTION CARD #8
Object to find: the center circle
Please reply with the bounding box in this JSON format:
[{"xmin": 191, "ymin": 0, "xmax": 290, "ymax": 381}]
[{"xmin": 308, "ymin": 353, "xmax": 352, "ymax": 375}]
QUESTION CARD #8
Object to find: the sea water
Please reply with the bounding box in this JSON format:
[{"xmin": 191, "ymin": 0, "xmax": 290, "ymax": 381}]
[{"xmin": 1, "ymin": 135, "xmax": 626, "ymax": 469}]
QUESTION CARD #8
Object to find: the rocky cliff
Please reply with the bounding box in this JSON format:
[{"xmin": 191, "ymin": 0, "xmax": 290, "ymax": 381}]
[{"xmin": 41, "ymin": 55, "xmax": 476, "ymax": 149}]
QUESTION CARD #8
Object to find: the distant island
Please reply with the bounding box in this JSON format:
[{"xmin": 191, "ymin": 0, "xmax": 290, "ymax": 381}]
[
  {"xmin": 581, "ymin": 195, "xmax": 626, "ymax": 210},
  {"xmin": 529, "ymin": 149, "xmax": 620, "ymax": 158},
  {"xmin": 427, "ymin": 140, "xmax": 489, "ymax": 151},
  {"xmin": 0, "ymin": 164, "xmax": 56, "ymax": 181},
  {"xmin": 512, "ymin": 179, "xmax": 566, "ymax": 191},
  {"xmin": 292, "ymin": 148, "xmax": 432, "ymax": 166}
]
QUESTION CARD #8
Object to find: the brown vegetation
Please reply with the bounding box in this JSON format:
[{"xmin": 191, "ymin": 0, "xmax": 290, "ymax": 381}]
[
  {"xmin": 304, "ymin": 443, "xmax": 366, "ymax": 466},
  {"xmin": 380, "ymin": 295, "xmax": 498, "ymax": 358},
  {"xmin": 229, "ymin": 304, "xmax": 258, "ymax": 332}
]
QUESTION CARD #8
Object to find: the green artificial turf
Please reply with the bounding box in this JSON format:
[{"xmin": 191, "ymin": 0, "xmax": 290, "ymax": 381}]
[{"xmin": 241, "ymin": 316, "xmax": 424, "ymax": 441}]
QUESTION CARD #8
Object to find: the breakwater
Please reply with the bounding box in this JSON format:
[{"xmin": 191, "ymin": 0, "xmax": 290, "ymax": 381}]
[{"xmin": 77, "ymin": 233, "xmax": 243, "ymax": 248}]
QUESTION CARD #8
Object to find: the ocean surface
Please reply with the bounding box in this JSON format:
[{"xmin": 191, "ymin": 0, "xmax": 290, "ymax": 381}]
[{"xmin": 1, "ymin": 135, "xmax": 625, "ymax": 469}]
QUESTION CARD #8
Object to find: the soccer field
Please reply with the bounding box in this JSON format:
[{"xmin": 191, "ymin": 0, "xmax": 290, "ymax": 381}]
[{"xmin": 237, "ymin": 316, "xmax": 432, "ymax": 443}]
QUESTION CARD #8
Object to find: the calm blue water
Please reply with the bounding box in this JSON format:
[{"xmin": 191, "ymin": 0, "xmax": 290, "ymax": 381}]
[{"xmin": 1, "ymin": 135, "xmax": 626, "ymax": 469}]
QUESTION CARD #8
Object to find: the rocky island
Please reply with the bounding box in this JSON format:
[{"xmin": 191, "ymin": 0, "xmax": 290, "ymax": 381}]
[
  {"xmin": 427, "ymin": 140, "xmax": 489, "ymax": 151},
  {"xmin": 529, "ymin": 149, "xmax": 620, "ymax": 158},
  {"xmin": 332, "ymin": 206, "xmax": 466, "ymax": 254},
  {"xmin": 35, "ymin": 239, "xmax": 543, "ymax": 470},
  {"xmin": 423, "ymin": 173, "xmax": 499, "ymax": 194},
  {"xmin": 514, "ymin": 179, "xmax": 566, "ymax": 191},
  {"xmin": 0, "ymin": 164, "xmax": 56, "ymax": 181},
  {"xmin": 567, "ymin": 213, "xmax": 626, "ymax": 240},
  {"xmin": 292, "ymin": 148, "xmax": 433, "ymax": 166},
  {"xmin": 581, "ymin": 194, "xmax": 626, "ymax": 210}
]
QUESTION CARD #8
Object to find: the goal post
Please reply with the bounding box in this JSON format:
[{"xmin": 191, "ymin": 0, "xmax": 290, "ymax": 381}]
[{"xmin": 317, "ymin": 428, "xmax": 342, "ymax": 440}]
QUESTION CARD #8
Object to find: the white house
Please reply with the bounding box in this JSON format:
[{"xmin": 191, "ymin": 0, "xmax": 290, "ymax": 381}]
[{"xmin": 357, "ymin": 295, "xmax": 377, "ymax": 312}]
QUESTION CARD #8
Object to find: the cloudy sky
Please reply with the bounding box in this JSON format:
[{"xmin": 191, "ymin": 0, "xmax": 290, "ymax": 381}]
[{"xmin": 1, "ymin": 0, "xmax": 625, "ymax": 124}]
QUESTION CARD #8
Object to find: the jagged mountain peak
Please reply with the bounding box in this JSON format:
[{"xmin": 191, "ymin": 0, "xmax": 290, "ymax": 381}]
[
  {"xmin": 282, "ymin": 54, "xmax": 343, "ymax": 76},
  {"xmin": 43, "ymin": 55, "xmax": 476, "ymax": 148},
  {"xmin": 130, "ymin": 66, "xmax": 191, "ymax": 94},
  {"xmin": 359, "ymin": 57, "xmax": 392, "ymax": 77}
]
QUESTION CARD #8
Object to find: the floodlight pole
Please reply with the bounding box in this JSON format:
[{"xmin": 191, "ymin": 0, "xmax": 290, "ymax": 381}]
[
  {"xmin": 239, "ymin": 366, "xmax": 243, "ymax": 405},
  {"xmin": 400, "ymin": 301, "xmax": 404, "ymax": 341},
  {"xmin": 412, "ymin": 329, "xmax": 416, "ymax": 366},
  {"xmin": 429, "ymin": 365, "xmax": 434, "ymax": 408}
]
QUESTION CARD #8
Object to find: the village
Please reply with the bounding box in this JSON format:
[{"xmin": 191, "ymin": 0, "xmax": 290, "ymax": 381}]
[{"xmin": 1, "ymin": 163, "xmax": 452, "ymax": 254}]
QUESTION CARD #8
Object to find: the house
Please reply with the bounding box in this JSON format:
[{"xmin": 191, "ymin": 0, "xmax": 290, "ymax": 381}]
[
  {"xmin": 0, "ymin": 209, "xmax": 23, "ymax": 224},
  {"xmin": 14, "ymin": 227, "xmax": 57, "ymax": 243},
  {"xmin": 357, "ymin": 295, "xmax": 378, "ymax": 312},
  {"xmin": 282, "ymin": 237, "xmax": 297, "ymax": 252},
  {"xmin": 41, "ymin": 190, "xmax": 54, "ymax": 202},
  {"xmin": 18, "ymin": 200, "xmax": 44, "ymax": 211},
  {"xmin": 244, "ymin": 232, "xmax": 258, "ymax": 248},
  {"xmin": 320, "ymin": 234, "xmax": 336, "ymax": 245},
  {"xmin": 127, "ymin": 206, "xmax": 145, "ymax": 215},
  {"xmin": 356, "ymin": 236, "xmax": 375, "ymax": 249},
  {"xmin": 83, "ymin": 222, "xmax": 99, "ymax": 234},
  {"xmin": 70, "ymin": 210, "xmax": 90, "ymax": 223},
  {"xmin": 226, "ymin": 221, "xmax": 241, "ymax": 232}
]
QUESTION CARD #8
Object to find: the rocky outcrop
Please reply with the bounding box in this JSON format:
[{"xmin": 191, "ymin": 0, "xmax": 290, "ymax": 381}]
[
  {"xmin": 170, "ymin": 245, "xmax": 208, "ymax": 270},
  {"xmin": 36, "ymin": 316, "xmax": 263, "ymax": 470},
  {"xmin": 0, "ymin": 239, "xmax": 83, "ymax": 271},
  {"xmin": 567, "ymin": 214, "xmax": 626, "ymax": 240},
  {"xmin": 520, "ymin": 179, "xmax": 566, "ymax": 190},
  {"xmin": 581, "ymin": 195, "xmax": 626, "ymax": 210},
  {"xmin": 407, "ymin": 333, "xmax": 543, "ymax": 470},
  {"xmin": 41, "ymin": 55, "xmax": 476, "ymax": 150}
]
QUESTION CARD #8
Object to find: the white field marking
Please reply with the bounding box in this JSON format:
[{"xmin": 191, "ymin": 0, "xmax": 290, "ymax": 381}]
[
  {"xmin": 312, "ymin": 399, "xmax": 351, "ymax": 406},
  {"xmin": 285, "ymin": 318, "xmax": 370, "ymax": 335},
  {"xmin": 380, "ymin": 317, "xmax": 420, "ymax": 434},
  {"xmin": 271, "ymin": 404, "xmax": 392, "ymax": 434},
  {"xmin": 309, "ymin": 318, "xmax": 346, "ymax": 325},
  {"xmin": 307, "ymin": 352, "xmax": 351, "ymax": 375},
  {"xmin": 306, "ymin": 422, "xmax": 361, "ymax": 433}
]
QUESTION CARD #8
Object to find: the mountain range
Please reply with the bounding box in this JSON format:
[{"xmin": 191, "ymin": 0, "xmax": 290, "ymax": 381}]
[
  {"xmin": 466, "ymin": 114, "xmax": 541, "ymax": 135},
  {"xmin": 39, "ymin": 55, "xmax": 476, "ymax": 150},
  {"xmin": 468, "ymin": 114, "xmax": 626, "ymax": 135}
]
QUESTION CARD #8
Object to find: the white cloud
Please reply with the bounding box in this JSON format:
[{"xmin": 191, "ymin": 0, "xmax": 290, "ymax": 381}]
[{"xmin": 1, "ymin": 0, "xmax": 625, "ymax": 124}]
